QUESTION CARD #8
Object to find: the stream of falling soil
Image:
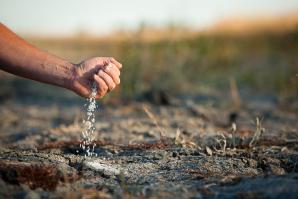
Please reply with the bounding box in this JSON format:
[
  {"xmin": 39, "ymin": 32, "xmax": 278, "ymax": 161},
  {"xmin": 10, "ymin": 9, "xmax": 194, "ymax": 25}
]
[{"xmin": 79, "ymin": 83, "xmax": 98, "ymax": 157}]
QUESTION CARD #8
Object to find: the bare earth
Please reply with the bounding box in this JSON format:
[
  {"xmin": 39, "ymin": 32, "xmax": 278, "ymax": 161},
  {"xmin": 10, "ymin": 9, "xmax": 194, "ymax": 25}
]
[{"xmin": 0, "ymin": 94, "xmax": 297, "ymax": 199}]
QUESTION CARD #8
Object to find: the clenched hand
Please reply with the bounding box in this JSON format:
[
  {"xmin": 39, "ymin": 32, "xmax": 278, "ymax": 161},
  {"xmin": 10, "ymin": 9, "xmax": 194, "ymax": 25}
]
[{"xmin": 70, "ymin": 57, "xmax": 122, "ymax": 99}]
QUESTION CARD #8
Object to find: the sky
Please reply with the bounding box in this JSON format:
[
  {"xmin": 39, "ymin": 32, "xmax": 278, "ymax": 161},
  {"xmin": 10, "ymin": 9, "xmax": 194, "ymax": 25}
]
[{"xmin": 0, "ymin": 0, "xmax": 298, "ymax": 36}]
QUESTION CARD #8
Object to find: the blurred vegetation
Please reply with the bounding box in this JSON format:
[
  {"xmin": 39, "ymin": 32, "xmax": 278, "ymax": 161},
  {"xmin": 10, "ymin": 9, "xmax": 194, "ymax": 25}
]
[{"xmin": 2, "ymin": 27, "xmax": 298, "ymax": 103}]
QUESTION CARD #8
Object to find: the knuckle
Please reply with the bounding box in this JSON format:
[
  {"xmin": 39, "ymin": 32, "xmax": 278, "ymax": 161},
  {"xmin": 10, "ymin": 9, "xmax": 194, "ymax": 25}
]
[
  {"xmin": 103, "ymin": 73, "xmax": 109, "ymax": 79},
  {"xmin": 99, "ymin": 71, "xmax": 108, "ymax": 79},
  {"xmin": 99, "ymin": 82, "xmax": 107, "ymax": 91},
  {"xmin": 110, "ymin": 83, "xmax": 116, "ymax": 89},
  {"xmin": 102, "ymin": 84, "xmax": 108, "ymax": 90},
  {"xmin": 103, "ymin": 84, "xmax": 108, "ymax": 91},
  {"xmin": 110, "ymin": 71, "xmax": 117, "ymax": 78},
  {"xmin": 105, "ymin": 65, "xmax": 112, "ymax": 72},
  {"xmin": 107, "ymin": 75, "xmax": 114, "ymax": 82},
  {"xmin": 114, "ymin": 67, "xmax": 120, "ymax": 74}
]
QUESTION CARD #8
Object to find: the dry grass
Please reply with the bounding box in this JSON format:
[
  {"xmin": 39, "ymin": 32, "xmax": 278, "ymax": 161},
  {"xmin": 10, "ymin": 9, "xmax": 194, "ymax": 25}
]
[
  {"xmin": 249, "ymin": 117, "xmax": 265, "ymax": 148},
  {"xmin": 142, "ymin": 104, "xmax": 165, "ymax": 138}
]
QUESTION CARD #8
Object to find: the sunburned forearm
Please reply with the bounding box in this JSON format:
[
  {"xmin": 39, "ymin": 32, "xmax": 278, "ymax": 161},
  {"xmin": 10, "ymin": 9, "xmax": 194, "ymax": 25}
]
[{"xmin": 0, "ymin": 23, "xmax": 74, "ymax": 89}]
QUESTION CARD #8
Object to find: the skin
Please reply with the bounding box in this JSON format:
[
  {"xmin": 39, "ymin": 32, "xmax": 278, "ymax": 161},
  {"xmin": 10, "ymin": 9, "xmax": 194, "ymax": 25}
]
[{"xmin": 0, "ymin": 23, "xmax": 122, "ymax": 99}]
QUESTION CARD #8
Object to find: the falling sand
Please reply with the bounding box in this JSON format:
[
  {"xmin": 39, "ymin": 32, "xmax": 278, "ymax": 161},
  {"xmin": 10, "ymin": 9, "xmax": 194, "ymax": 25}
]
[{"xmin": 79, "ymin": 83, "xmax": 98, "ymax": 157}]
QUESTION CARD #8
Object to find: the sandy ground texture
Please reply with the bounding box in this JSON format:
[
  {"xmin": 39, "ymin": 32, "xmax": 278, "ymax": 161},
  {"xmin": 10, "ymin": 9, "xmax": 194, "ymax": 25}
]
[{"xmin": 0, "ymin": 94, "xmax": 298, "ymax": 199}]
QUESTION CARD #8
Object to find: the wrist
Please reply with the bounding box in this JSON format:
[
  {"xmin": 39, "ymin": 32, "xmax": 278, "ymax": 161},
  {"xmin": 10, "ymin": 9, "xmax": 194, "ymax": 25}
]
[
  {"xmin": 41, "ymin": 54, "xmax": 77, "ymax": 90},
  {"xmin": 63, "ymin": 61, "xmax": 77, "ymax": 91}
]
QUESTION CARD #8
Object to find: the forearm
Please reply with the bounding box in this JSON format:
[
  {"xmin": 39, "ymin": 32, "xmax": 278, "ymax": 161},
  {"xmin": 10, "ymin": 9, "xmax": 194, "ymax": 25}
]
[{"xmin": 0, "ymin": 23, "xmax": 74, "ymax": 89}]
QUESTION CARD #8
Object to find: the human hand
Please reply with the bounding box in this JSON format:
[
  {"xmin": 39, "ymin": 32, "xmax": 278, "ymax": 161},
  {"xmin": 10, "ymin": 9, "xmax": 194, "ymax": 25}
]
[{"xmin": 69, "ymin": 57, "xmax": 122, "ymax": 99}]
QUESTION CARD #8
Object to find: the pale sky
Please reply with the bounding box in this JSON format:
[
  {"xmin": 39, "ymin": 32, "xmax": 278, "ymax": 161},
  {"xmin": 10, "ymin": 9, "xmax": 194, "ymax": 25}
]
[{"xmin": 0, "ymin": 0, "xmax": 298, "ymax": 36}]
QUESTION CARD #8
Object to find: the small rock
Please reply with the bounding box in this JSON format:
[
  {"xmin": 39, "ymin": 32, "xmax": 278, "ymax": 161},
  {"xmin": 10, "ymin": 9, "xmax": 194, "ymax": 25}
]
[
  {"xmin": 84, "ymin": 160, "xmax": 121, "ymax": 176},
  {"xmin": 281, "ymin": 146, "xmax": 289, "ymax": 153},
  {"xmin": 268, "ymin": 165, "xmax": 285, "ymax": 175},
  {"xmin": 206, "ymin": 146, "xmax": 213, "ymax": 156}
]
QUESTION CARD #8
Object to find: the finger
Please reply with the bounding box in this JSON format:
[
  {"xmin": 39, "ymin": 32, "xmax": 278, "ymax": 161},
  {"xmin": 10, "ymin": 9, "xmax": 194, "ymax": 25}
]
[
  {"xmin": 104, "ymin": 64, "xmax": 120, "ymax": 84},
  {"xmin": 97, "ymin": 70, "xmax": 116, "ymax": 91},
  {"xmin": 94, "ymin": 74, "xmax": 108, "ymax": 98},
  {"xmin": 109, "ymin": 57, "xmax": 122, "ymax": 69}
]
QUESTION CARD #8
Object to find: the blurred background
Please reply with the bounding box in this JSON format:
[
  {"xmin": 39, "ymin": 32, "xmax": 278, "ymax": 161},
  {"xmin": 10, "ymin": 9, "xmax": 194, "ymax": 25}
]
[{"xmin": 0, "ymin": 0, "xmax": 297, "ymax": 107}]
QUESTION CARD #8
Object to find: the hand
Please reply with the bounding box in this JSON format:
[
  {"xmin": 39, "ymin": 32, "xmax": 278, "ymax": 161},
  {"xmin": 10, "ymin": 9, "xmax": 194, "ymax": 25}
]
[{"xmin": 69, "ymin": 57, "xmax": 122, "ymax": 99}]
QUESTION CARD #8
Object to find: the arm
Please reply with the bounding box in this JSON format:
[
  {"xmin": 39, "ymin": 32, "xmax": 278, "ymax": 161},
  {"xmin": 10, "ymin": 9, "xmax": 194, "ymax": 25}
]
[{"xmin": 0, "ymin": 23, "xmax": 122, "ymax": 99}]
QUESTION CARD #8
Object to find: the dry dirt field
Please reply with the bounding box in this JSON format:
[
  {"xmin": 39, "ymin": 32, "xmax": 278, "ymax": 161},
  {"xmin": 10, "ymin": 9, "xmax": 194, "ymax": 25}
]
[{"xmin": 0, "ymin": 90, "xmax": 297, "ymax": 198}]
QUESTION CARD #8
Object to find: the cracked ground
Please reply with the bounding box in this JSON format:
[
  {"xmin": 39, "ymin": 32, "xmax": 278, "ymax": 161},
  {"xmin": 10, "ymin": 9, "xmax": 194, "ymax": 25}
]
[{"xmin": 0, "ymin": 90, "xmax": 297, "ymax": 198}]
